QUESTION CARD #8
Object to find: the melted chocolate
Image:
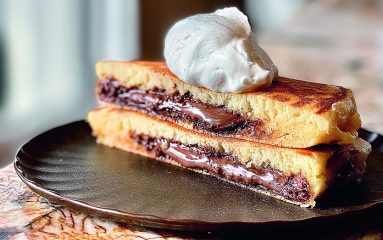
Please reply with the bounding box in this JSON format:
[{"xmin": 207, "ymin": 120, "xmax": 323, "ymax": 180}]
[
  {"xmin": 98, "ymin": 79, "xmax": 263, "ymax": 134},
  {"xmin": 326, "ymin": 146, "xmax": 366, "ymax": 184},
  {"xmin": 131, "ymin": 133, "xmax": 311, "ymax": 203}
]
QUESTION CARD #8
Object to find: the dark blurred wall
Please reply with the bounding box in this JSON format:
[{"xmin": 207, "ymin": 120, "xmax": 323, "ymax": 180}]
[{"xmin": 140, "ymin": 0, "xmax": 244, "ymax": 60}]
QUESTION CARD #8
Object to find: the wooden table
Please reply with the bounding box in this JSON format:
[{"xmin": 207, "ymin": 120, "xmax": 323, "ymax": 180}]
[{"xmin": 1, "ymin": 2, "xmax": 383, "ymax": 239}]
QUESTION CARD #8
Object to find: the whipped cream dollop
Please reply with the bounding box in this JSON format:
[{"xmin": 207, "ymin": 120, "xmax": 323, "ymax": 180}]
[{"xmin": 164, "ymin": 7, "xmax": 278, "ymax": 93}]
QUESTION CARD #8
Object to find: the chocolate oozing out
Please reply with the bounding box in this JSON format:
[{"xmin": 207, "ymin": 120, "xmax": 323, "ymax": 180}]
[
  {"xmin": 325, "ymin": 146, "xmax": 366, "ymax": 184},
  {"xmin": 98, "ymin": 79, "xmax": 265, "ymax": 135},
  {"xmin": 131, "ymin": 133, "xmax": 311, "ymax": 203}
]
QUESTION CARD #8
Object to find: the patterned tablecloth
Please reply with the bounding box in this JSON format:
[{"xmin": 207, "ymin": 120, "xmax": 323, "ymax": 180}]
[
  {"xmin": 0, "ymin": 164, "xmax": 189, "ymax": 239},
  {"xmin": 1, "ymin": 2, "xmax": 383, "ymax": 240}
]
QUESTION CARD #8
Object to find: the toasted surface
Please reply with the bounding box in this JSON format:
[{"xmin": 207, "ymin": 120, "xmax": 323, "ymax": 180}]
[
  {"xmin": 95, "ymin": 61, "xmax": 361, "ymax": 148},
  {"xmin": 88, "ymin": 107, "xmax": 370, "ymax": 207}
]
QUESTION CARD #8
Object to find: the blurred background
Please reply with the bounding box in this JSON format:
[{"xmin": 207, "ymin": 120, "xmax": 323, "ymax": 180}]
[{"xmin": 0, "ymin": 0, "xmax": 383, "ymax": 167}]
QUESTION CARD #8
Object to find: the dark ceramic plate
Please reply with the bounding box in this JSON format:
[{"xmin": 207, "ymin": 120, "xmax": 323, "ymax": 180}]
[{"xmin": 14, "ymin": 121, "xmax": 383, "ymax": 232}]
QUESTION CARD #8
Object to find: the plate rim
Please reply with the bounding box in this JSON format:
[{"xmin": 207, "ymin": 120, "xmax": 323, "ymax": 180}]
[{"xmin": 13, "ymin": 120, "xmax": 383, "ymax": 232}]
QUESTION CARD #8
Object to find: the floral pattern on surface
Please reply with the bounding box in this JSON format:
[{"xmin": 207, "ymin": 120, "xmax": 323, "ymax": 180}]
[{"xmin": 0, "ymin": 165, "xmax": 188, "ymax": 240}]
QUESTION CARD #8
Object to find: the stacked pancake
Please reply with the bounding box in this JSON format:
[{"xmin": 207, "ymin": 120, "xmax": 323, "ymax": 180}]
[{"xmin": 88, "ymin": 61, "xmax": 371, "ymax": 207}]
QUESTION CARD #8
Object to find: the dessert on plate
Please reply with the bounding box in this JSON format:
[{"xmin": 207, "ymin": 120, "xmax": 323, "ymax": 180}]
[
  {"xmin": 88, "ymin": 108, "xmax": 369, "ymax": 207},
  {"xmin": 88, "ymin": 7, "xmax": 371, "ymax": 207}
]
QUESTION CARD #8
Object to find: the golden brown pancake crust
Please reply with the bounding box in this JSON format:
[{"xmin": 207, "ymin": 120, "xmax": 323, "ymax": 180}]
[
  {"xmin": 95, "ymin": 60, "xmax": 361, "ymax": 148},
  {"xmin": 133, "ymin": 61, "xmax": 349, "ymax": 114},
  {"xmin": 265, "ymin": 77, "xmax": 348, "ymax": 114}
]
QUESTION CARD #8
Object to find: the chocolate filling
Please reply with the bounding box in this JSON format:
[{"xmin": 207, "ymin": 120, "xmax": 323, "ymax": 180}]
[
  {"xmin": 131, "ymin": 133, "xmax": 311, "ymax": 203},
  {"xmin": 325, "ymin": 145, "xmax": 366, "ymax": 184},
  {"xmin": 98, "ymin": 79, "xmax": 265, "ymax": 135}
]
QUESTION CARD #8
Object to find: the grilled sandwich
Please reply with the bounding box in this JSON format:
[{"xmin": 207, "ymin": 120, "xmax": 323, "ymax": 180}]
[
  {"xmin": 88, "ymin": 107, "xmax": 370, "ymax": 207},
  {"xmin": 96, "ymin": 61, "xmax": 360, "ymax": 148}
]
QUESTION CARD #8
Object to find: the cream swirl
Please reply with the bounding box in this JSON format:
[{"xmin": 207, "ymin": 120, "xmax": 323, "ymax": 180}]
[{"xmin": 164, "ymin": 7, "xmax": 278, "ymax": 93}]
